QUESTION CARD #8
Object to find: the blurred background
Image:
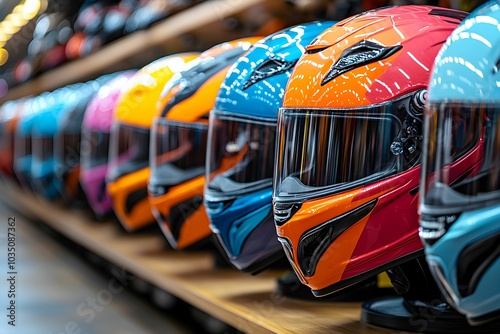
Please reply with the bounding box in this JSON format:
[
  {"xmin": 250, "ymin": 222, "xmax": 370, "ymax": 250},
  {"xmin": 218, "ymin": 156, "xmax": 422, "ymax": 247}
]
[{"xmin": 0, "ymin": 0, "xmax": 488, "ymax": 102}]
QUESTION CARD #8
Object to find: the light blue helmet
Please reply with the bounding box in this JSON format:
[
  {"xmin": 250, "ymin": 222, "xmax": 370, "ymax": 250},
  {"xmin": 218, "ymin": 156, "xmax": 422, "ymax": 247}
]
[
  {"xmin": 30, "ymin": 83, "xmax": 85, "ymax": 200},
  {"xmin": 14, "ymin": 94, "xmax": 49, "ymax": 189},
  {"xmin": 31, "ymin": 101, "xmax": 67, "ymax": 199},
  {"xmin": 419, "ymin": 1, "xmax": 500, "ymax": 325},
  {"xmin": 204, "ymin": 21, "xmax": 335, "ymax": 273}
]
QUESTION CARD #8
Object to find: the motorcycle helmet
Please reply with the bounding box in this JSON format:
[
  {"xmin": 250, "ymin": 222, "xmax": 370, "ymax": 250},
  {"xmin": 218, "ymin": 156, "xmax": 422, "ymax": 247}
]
[
  {"xmin": 0, "ymin": 98, "xmax": 27, "ymax": 181},
  {"xmin": 107, "ymin": 53, "xmax": 198, "ymax": 231},
  {"xmin": 149, "ymin": 37, "xmax": 259, "ymax": 250},
  {"xmin": 54, "ymin": 74, "xmax": 117, "ymax": 205},
  {"xmin": 31, "ymin": 83, "xmax": 87, "ymax": 200},
  {"xmin": 204, "ymin": 22, "xmax": 335, "ymax": 273},
  {"xmin": 273, "ymin": 5, "xmax": 466, "ymax": 296},
  {"xmin": 419, "ymin": 1, "xmax": 500, "ymax": 325},
  {"xmin": 14, "ymin": 94, "xmax": 51, "ymax": 190},
  {"xmin": 124, "ymin": 0, "xmax": 196, "ymax": 34},
  {"xmin": 81, "ymin": 71, "xmax": 136, "ymax": 218},
  {"xmin": 31, "ymin": 100, "xmax": 68, "ymax": 200}
]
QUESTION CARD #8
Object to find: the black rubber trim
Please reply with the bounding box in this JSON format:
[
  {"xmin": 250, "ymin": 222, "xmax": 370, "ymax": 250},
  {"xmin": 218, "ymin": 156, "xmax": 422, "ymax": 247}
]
[
  {"xmin": 298, "ymin": 199, "xmax": 377, "ymax": 277},
  {"xmin": 169, "ymin": 196, "xmax": 203, "ymax": 241},
  {"xmin": 125, "ymin": 188, "xmax": 148, "ymax": 214},
  {"xmin": 457, "ymin": 232, "xmax": 500, "ymax": 297}
]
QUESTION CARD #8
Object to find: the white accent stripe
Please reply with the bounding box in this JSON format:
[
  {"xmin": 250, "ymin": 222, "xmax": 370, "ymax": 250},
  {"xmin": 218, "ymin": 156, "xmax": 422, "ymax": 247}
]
[
  {"xmin": 398, "ymin": 68, "xmax": 410, "ymax": 79},
  {"xmin": 375, "ymin": 79, "xmax": 393, "ymax": 95},
  {"xmin": 407, "ymin": 51, "xmax": 429, "ymax": 71}
]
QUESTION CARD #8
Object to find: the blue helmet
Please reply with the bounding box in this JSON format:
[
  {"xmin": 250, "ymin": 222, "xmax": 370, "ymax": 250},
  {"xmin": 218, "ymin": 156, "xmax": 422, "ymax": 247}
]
[
  {"xmin": 14, "ymin": 94, "xmax": 48, "ymax": 190},
  {"xmin": 31, "ymin": 101, "xmax": 68, "ymax": 200},
  {"xmin": 419, "ymin": 1, "xmax": 500, "ymax": 325},
  {"xmin": 204, "ymin": 21, "xmax": 335, "ymax": 273},
  {"xmin": 30, "ymin": 83, "xmax": 84, "ymax": 200}
]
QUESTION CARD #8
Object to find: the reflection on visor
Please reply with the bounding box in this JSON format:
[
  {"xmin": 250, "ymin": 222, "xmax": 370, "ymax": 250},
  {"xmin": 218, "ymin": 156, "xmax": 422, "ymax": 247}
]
[
  {"xmin": 81, "ymin": 130, "xmax": 111, "ymax": 169},
  {"xmin": 16, "ymin": 136, "xmax": 32, "ymax": 160},
  {"xmin": 205, "ymin": 112, "xmax": 276, "ymax": 201},
  {"xmin": 55, "ymin": 133, "xmax": 81, "ymax": 172},
  {"xmin": 150, "ymin": 118, "xmax": 208, "ymax": 186},
  {"xmin": 274, "ymin": 94, "xmax": 424, "ymax": 201},
  {"xmin": 107, "ymin": 124, "xmax": 150, "ymax": 182},
  {"xmin": 33, "ymin": 137, "xmax": 54, "ymax": 161},
  {"xmin": 422, "ymin": 103, "xmax": 500, "ymax": 210}
]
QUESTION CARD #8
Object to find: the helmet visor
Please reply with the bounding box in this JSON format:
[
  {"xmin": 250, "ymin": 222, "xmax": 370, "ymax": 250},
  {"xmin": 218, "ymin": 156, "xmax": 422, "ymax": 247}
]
[
  {"xmin": 205, "ymin": 111, "xmax": 276, "ymax": 202},
  {"xmin": 421, "ymin": 102, "xmax": 498, "ymax": 213},
  {"xmin": 107, "ymin": 123, "xmax": 150, "ymax": 182},
  {"xmin": 150, "ymin": 117, "xmax": 208, "ymax": 187},
  {"xmin": 274, "ymin": 93, "xmax": 422, "ymax": 202},
  {"xmin": 14, "ymin": 133, "xmax": 31, "ymax": 165},
  {"xmin": 32, "ymin": 136, "xmax": 54, "ymax": 163},
  {"xmin": 55, "ymin": 132, "xmax": 82, "ymax": 173},
  {"xmin": 81, "ymin": 129, "xmax": 111, "ymax": 169}
]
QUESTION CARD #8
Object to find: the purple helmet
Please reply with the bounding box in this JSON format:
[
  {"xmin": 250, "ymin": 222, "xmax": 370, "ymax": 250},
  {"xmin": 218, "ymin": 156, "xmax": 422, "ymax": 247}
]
[{"xmin": 80, "ymin": 71, "xmax": 135, "ymax": 218}]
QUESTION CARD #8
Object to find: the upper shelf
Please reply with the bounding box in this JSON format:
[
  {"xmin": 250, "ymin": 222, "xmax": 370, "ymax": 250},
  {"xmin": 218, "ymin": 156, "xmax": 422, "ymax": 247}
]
[
  {"xmin": 0, "ymin": 180, "xmax": 397, "ymax": 334},
  {"xmin": 0, "ymin": 0, "xmax": 275, "ymax": 105}
]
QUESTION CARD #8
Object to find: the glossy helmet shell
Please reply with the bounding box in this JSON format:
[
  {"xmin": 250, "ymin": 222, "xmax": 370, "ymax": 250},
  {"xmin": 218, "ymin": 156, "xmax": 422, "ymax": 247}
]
[
  {"xmin": 81, "ymin": 71, "xmax": 136, "ymax": 218},
  {"xmin": 31, "ymin": 100, "xmax": 67, "ymax": 200},
  {"xmin": 54, "ymin": 74, "xmax": 117, "ymax": 206},
  {"xmin": 274, "ymin": 5, "xmax": 466, "ymax": 296},
  {"xmin": 421, "ymin": 1, "xmax": 500, "ymax": 324},
  {"xmin": 107, "ymin": 53, "xmax": 199, "ymax": 231},
  {"xmin": 205, "ymin": 22, "xmax": 336, "ymax": 273},
  {"xmin": 14, "ymin": 95, "xmax": 46, "ymax": 189},
  {"xmin": 148, "ymin": 37, "xmax": 260, "ymax": 250}
]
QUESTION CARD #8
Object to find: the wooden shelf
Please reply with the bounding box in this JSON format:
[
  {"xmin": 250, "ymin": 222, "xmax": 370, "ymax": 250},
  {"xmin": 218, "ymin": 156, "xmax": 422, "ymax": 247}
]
[
  {"xmin": 0, "ymin": 180, "xmax": 398, "ymax": 334},
  {"xmin": 0, "ymin": 0, "xmax": 278, "ymax": 105}
]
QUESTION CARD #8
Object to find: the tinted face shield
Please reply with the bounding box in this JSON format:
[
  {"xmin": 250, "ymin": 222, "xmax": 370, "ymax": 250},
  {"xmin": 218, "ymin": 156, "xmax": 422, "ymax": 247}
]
[
  {"xmin": 107, "ymin": 123, "xmax": 150, "ymax": 182},
  {"xmin": 31, "ymin": 134, "xmax": 61, "ymax": 199},
  {"xmin": 420, "ymin": 103, "xmax": 497, "ymax": 240},
  {"xmin": 274, "ymin": 92, "xmax": 425, "ymax": 203},
  {"xmin": 149, "ymin": 117, "xmax": 208, "ymax": 195},
  {"xmin": 55, "ymin": 132, "xmax": 81, "ymax": 177},
  {"xmin": 14, "ymin": 131, "xmax": 33, "ymax": 186},
  {"xmin": 205, "ymin": 111, "xmax": 277, "ymax": 202},
  {"xmin": 81, "ymin": 129, "xmax": 111, "ymax": 170}
]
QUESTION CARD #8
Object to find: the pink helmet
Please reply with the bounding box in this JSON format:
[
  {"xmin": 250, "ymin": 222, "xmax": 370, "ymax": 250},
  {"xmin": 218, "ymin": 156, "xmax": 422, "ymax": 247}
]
[{"xmin": 80, "ymin": 71, "xmax": 135, "ymax": 218}]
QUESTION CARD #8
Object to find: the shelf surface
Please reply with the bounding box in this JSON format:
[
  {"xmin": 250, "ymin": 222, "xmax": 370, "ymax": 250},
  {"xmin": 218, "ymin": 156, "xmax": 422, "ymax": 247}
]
[
  {"xmin": 0, "ymin": 180, "xmax": 399, "ymax": 334},
  {"xmin": 0, "ymin": 0, "xmax": 271, "ymax": 105}
]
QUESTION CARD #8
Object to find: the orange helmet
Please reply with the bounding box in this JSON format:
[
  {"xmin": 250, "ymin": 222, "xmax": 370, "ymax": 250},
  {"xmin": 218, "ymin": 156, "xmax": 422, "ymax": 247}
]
[
  {"xmin": 148, "ymin": 37, "xmax": 260, "ymax": 249},
  {"xmin": 273, "ymin": 5, "xmax": 466, "ymax": 296},
  {"xmin": 107, "ymin": 53, "xmax": 199, "ymax": 231}
]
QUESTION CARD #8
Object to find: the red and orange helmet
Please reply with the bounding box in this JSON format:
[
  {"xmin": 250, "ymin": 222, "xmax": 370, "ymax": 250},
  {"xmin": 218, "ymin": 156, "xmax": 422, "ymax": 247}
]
[
  {"xmin": 273, "ymin": 5, "xmax": 466, "ymax": 296},
  {"xmin": 148, "ymin": 37, "xmax": 260, "ymax": 249}
]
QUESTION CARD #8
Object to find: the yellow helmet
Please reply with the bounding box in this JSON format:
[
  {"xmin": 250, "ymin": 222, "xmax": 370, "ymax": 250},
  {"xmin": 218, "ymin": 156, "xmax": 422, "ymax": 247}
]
[{"xmin": 107, "ymin": 53, "xmax": 199, "ymax": 231}]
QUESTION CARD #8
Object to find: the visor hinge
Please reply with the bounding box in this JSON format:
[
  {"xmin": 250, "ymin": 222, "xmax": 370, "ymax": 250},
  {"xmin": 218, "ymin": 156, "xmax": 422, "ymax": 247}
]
[{"xmin": 390, "ymin": 123, "xmax": 423, "ymax": 157}]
